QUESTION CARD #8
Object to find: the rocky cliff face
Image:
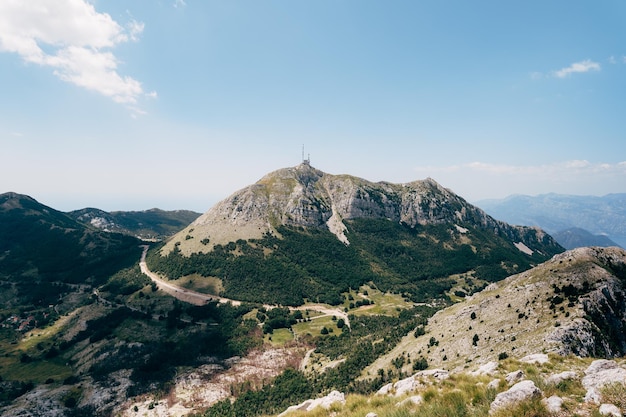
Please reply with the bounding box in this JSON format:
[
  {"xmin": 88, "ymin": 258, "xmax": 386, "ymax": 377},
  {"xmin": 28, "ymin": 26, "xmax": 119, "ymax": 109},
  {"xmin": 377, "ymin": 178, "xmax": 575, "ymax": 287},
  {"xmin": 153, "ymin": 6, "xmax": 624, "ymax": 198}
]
[
  {"xmin": 163, "ymin": 163, "xmax": 559, "ymax": 256},
  {"xmin": 366, "ymin": 246, "xmax": 626, "ymax": 376}
]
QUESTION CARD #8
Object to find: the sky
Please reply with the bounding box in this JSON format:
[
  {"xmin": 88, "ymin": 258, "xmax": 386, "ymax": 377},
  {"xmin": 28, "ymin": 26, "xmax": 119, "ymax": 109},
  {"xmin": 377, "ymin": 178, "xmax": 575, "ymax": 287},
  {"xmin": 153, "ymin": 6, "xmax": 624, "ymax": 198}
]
[{"xmin": 1, "ymin": 0, "xmax": 625, "ymax": 212}]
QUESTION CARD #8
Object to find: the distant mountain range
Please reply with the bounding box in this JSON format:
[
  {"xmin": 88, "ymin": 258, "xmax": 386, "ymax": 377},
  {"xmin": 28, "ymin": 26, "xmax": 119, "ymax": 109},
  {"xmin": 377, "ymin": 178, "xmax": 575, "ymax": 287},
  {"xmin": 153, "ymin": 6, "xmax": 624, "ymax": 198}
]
[
  {"xmin": 475, "ymin": 193, "xmax": 626, "ymax": 249},
  {"xmin": 68, "ymin": 207, "xmax": 200, "ymax": 240}
]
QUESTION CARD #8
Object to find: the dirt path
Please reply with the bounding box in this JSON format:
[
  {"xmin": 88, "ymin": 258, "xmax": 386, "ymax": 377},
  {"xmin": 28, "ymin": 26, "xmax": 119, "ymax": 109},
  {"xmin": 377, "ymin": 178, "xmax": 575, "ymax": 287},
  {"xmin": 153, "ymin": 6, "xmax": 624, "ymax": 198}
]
[{"xmin": 139, "ymin": 245, "xmax": 348, "ymax": 327}]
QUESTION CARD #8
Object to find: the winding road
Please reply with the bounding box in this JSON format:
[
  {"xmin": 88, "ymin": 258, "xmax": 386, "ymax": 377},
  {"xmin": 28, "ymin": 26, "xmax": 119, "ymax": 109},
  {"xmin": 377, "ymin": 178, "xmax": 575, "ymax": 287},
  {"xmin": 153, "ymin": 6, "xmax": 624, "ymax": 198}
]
[{"xmin": 138, "ymin": 245, "xmax": 350, "ymax": 327}]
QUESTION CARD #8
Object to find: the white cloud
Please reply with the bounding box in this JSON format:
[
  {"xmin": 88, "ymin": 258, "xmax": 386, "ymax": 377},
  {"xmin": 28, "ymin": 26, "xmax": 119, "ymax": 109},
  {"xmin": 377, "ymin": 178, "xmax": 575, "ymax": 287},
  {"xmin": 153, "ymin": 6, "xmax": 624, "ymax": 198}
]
[
  {"xmin": 0, "ymin": 0, "xmax": 151, "ymax": 109},
  {"xmin": 174, "ymin": 0, "xmax": 187, "ymax": 8},
  {"xmin": 553, "ymin": 60, "xmax": 601, "ymax": 78}
]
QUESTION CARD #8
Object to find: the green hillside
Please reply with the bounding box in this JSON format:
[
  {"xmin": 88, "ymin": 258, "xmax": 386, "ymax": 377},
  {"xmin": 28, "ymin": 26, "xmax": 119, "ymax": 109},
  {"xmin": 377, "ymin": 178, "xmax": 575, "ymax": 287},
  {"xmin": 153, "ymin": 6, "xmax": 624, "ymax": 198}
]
[{"xmin": 148, "ymin": 218, "xmax": 563, "ymax": 306}]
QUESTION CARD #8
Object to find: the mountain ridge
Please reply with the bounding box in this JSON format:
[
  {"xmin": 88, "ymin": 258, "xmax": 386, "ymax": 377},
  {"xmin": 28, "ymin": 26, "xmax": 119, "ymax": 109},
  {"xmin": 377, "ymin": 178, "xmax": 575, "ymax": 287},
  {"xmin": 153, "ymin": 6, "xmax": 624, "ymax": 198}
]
[
  {"xmin": 476, "ymin": 193, "xmax": 626, "ymax": 248},
  {"xmin": 163, "ymin": 163, "xmax": 560, "ymax": 257},
  {"xmin": 69, "ymin": 206, "xmax": 200, "ymax": 240},
  {"xmin": 149, "ymin": 164, "xmax": 563, "ymax": 306},
  {"xmin": 366, "ymin": 246, "xmax": 626, "ymax": 378}
]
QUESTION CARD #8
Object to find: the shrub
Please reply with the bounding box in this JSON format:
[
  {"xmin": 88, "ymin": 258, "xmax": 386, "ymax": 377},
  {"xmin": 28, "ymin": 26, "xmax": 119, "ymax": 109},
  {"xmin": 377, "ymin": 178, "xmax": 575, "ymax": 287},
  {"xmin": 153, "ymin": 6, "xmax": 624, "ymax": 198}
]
[
  {"xmin": 412, "ymin": 356, "xmax": 428, "ymax": 371},
  {"xmin": 414, "ymin": 326, "xmax": 425, "ymax": 337}
]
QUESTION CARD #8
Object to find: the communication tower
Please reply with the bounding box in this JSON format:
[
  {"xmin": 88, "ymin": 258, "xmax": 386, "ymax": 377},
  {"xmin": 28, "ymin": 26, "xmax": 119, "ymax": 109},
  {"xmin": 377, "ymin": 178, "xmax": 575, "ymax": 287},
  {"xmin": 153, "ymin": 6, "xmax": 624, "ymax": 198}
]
[{"xmin": 302, "ymin": 145, "xmax": 310, "ymax": 165}]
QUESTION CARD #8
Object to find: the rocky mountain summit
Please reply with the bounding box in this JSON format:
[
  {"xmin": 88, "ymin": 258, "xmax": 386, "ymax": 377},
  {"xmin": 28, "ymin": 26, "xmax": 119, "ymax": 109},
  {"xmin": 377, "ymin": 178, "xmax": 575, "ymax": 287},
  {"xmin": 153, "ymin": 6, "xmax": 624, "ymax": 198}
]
[{"xmin": 163, "ymin": 163, "xmax": 558, "ymax": 256}]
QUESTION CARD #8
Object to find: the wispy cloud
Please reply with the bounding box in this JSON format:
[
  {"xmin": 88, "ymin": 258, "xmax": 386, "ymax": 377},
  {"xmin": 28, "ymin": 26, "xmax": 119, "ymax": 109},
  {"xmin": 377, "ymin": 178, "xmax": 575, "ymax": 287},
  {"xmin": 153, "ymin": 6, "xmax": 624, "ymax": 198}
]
[
  {"xmin": 553, "ymin": 60, "xmax": 601, "ymax": 78},
  {"xmin": 414, "ymin": 160, "xmax": 626, "ymax": 200},
  {"xmin": 174, "ymin": 0, "xmax": 187, "ymax": 8},
  {"xmin": 0, "ymin": 0, "xmax": 154, "ymax": 113},
  {"xmin": 417, "ymin": 160, "xmax": 625, "ymax": 176}
]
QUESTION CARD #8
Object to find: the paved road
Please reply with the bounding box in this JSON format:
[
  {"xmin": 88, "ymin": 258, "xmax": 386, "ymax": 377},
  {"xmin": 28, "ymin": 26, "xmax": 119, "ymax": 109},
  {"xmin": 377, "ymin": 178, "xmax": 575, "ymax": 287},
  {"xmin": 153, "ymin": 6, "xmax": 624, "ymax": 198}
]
[
  {"xmin": 139, "ymin": 245, "xmax": 349, "ymax": 327},
  {"xmin": 139, "ymin": 245, "xmax": 239, "ymax": 306}
]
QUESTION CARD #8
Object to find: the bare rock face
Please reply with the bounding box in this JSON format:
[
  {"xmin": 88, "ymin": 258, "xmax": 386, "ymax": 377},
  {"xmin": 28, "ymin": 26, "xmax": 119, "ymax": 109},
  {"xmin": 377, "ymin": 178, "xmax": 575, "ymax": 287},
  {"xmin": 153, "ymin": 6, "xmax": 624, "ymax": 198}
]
[
  {"xmin": 163, "ymin": 163, "xmax": 560, "ymax": 256},
  {"xmin": 545, "ymin": 247, "xmax": 626, "ymax": 358}
]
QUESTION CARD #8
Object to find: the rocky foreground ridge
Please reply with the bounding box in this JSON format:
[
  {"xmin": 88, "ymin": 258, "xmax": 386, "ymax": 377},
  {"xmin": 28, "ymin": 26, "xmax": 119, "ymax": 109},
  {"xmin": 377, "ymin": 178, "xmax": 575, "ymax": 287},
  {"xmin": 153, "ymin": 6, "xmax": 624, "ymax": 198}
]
[
  {"xmin": 367, "ymin": 246, "xmax": 626, "ymax": 377},
  {"xmin": 162, "ymin": 163, "xmax": 558, "ymax": 256},
  {"xmin": 277, "ymin": 354, "xmax": 626, "ymax": 417}
]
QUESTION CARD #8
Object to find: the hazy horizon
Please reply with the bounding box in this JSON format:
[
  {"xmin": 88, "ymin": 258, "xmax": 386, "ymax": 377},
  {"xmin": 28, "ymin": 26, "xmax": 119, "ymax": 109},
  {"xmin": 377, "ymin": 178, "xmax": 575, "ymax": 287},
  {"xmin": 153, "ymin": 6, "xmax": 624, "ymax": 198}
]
[{"xmin": 2, "ymin": 1, "xmax": 625, "ymax": 212}]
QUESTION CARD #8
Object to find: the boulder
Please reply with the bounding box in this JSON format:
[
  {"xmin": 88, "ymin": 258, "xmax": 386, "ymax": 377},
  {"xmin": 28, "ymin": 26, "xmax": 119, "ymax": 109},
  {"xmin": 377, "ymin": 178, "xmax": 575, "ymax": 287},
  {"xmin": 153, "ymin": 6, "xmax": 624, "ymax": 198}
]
[
  {"xmin": 278, "ymin": 390, "xmax": 345, "ymax": 416},
  {"xmin": 489, "ymin": 380, "xmax": 542, "ymax": 414},
  {"xmin": 376, "ymin": 382, "xmax": 393, "ymax": 396},
  {"xmin": 542, "ymin": 395, "xmax": 563, "ymax": 413},
  {"xmin": 377, "ymin": 369, "xmax": 448, "ymax": 397},
  {"xmin": 487, "ymin": 379, "xmax": 500, "ymax": 390},
  {"xmin": 396, "ymin": 395, "xmax": 423, "ymax": 408},
  {"xmin": 582, "ymin": 360, "xmax": 626, "ymax": 404},
  {"xmin": 365, "ymin": 413, "xmax": 378, "ymax": 417},
  {"xmin": 520, "ymin": 353, "xmax": 549, "ymax": 365},
  {"xmin": 505, "ymin": 370, "xmax": 525, "ymax": 385},
  {"xmin": 546, "ymin": 371, "xmax": 577, "ymax": 386},
  {"xmin": 599, "ymin": 403, "xmax": 622, "ymax": 416},
  {"xmin": 471, "ymin": 361, "xmax": 499, "ymax": 376}
]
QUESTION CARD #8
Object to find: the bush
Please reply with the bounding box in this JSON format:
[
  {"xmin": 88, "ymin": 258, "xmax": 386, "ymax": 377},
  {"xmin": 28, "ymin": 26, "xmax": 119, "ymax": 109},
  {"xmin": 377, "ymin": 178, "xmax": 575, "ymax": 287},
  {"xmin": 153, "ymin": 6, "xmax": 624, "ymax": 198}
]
[{"xmin": 412, "ymin": 356, "xmax": 428, "ymax": 371}]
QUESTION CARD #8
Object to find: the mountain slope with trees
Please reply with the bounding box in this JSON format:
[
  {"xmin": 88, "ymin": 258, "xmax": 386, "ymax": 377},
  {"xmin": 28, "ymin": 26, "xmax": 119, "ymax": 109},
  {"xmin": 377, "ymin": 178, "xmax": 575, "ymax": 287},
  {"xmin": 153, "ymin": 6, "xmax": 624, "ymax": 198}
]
[
  {"xmin": 69, "ymin": 207, "xmax": 200, "ymax": 240},
  {"xmin": 149, "ymin": 164, "xmax": 564, "ymax": 306}
]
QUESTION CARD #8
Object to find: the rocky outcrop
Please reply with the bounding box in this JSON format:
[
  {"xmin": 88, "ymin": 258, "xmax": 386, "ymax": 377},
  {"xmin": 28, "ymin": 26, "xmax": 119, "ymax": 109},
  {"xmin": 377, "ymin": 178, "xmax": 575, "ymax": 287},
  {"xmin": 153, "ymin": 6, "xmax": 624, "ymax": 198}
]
[
  {"xmin": 278, "ymin": 390, "xmax": 345, "ymax": 416},
  {"xmin": 366, "ymin": 247, "xmax": 626, "ymax": 377},
  {"xmin": 376, "ymin": 369, "xmax": 449, "ymax": 397},
  {"xmin": 372, "ymin": 355, "xmax": 624, "ymax": 416},
  {"xmin": 582, "ymin": 359, "xmax": 626, "ymax": 404},
  {"xmin": 163, "ymin": 163, "xmax": 561, "ymax": 255}
]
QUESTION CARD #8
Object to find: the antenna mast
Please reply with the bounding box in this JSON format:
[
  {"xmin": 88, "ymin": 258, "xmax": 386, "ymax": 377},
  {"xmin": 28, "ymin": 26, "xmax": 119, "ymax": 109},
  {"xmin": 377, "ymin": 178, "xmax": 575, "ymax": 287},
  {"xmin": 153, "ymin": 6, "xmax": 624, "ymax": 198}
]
[{"xmin": 302, "ymin": 144, "xmax": 310, "ymax": 165}]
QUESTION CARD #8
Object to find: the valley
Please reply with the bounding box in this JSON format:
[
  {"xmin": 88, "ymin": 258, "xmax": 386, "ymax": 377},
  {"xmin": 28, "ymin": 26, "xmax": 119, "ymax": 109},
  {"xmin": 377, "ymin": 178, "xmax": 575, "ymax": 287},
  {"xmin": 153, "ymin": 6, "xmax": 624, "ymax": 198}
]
[{"xmin": 1, "ymin": 170, "xmax": 625, "ymax": 417}]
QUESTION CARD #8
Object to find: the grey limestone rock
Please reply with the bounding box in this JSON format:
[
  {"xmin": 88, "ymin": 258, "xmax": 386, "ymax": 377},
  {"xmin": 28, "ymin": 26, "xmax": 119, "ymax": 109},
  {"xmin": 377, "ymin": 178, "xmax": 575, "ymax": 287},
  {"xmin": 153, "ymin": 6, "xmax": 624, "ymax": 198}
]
[
  {"xmin": 505, "ymin": 370, "xmax": 525, "ymax": 385},
  {"xmin": 599, "ymin": 403, "xmax": 622, "ymax": 416},
  {"xmin": 542, "ymin": 395, "xmax": 564, "ymax": 413},
  {"xmin": 489, "ymin": 380, "xmax": 542, "ymax": 414},
  {"xmin": 582, "ymin": 359, "xmax": 626, "ymax": 404},
  {"xmin": 278, "ymin": 390, "xmax": 345, "ymax": 416}
]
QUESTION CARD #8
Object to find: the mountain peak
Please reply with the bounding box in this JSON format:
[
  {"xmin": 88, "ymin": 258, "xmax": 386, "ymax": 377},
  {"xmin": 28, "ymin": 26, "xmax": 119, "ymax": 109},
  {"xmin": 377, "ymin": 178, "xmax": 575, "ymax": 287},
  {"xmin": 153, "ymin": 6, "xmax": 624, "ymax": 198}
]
[{"xmin": 162, "ymin": 165, "xmax": 561, "ymax": 257}]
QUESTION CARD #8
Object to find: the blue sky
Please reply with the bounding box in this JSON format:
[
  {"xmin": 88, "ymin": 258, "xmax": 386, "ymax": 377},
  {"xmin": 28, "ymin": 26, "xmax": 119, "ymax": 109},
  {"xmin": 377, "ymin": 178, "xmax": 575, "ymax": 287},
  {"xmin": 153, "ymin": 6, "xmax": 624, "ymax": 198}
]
[{"xmin": 1, "ymin": 1, "xmax": 625, "ymax": 212}]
